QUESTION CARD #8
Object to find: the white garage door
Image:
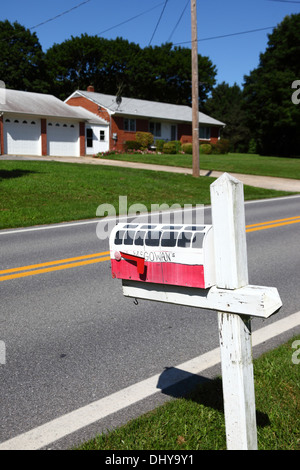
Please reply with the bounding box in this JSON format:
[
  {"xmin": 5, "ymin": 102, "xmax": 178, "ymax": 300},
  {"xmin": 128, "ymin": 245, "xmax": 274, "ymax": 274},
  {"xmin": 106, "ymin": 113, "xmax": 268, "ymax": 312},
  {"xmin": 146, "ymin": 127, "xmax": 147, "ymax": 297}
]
[
  {"xmin": 47, "ymin": 121, "xmax": 79, "ymax": 157},
  {"xmin": 4, "ymin": 117, "xmax": 41, "ymax": 156}
]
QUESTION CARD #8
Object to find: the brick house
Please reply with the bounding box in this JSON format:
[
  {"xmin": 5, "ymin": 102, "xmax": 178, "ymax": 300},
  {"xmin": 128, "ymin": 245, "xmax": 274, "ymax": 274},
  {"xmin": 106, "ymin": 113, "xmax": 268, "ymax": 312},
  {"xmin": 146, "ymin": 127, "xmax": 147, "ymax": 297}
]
[{"xmin": 66, "ymin": 86, "xmax": 225, "ymax": 152}]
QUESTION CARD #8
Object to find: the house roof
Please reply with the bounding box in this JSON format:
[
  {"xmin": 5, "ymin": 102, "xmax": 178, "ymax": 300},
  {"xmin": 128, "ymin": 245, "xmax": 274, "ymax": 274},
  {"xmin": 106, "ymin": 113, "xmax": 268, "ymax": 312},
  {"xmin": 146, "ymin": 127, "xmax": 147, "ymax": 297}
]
[
  {"xmin": 72, "ymin": 106, "xmax": 109, "ymax": 125},
  {"xmin": 0, "ymin": 89, "xmax": 107, "ymax": 124},
  {"xmin": 69, "ymin": 90, "xmax": 225, "ymax": 127}
]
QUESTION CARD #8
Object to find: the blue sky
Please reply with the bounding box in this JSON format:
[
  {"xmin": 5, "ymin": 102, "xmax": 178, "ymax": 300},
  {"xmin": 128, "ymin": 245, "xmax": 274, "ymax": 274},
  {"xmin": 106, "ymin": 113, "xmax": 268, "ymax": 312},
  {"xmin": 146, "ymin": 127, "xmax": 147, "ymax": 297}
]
[{"xmin": 1, "ymin": 0, "xmax": 300, "ymax": 88}]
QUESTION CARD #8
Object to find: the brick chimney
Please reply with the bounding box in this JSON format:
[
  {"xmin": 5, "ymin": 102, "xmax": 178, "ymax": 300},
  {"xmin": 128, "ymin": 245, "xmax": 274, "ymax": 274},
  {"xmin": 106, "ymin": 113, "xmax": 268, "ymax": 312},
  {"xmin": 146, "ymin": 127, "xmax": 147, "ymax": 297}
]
[{"xmin": 87, "ymin": 85, "xmax": 95, "ymax": 92}]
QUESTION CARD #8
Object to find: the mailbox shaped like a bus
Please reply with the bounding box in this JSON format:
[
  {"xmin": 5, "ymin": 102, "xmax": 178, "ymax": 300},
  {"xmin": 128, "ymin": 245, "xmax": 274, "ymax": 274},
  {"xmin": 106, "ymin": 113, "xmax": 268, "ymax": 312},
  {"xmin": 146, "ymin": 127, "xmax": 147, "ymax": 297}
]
[{"xmin": 110, "ymin": 223, "xmax": 216, "ymax": 289}]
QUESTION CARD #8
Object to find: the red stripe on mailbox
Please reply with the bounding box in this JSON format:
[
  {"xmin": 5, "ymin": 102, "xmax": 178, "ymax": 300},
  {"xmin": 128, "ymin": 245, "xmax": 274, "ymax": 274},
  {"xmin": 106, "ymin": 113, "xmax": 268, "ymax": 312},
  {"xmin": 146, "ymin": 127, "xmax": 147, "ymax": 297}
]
[{"xmin": 111, "ymin": 259, "xmax": 205, "ymax": 288}]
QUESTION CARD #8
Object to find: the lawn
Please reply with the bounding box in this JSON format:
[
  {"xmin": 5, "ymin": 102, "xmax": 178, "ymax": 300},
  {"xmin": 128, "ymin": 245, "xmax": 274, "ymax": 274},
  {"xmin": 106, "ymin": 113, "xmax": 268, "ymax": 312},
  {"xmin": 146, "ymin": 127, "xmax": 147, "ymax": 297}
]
[
  {"xmin": 97, "ymin": 152, "xmax": 300, "ymax": 180},
  {"xmin": 76, "ymin": 336, "xmax": 300, "ymax": 451},
  {"xmin": 0, "ymin": 160, "xmax": 295, "ymax": 230}
]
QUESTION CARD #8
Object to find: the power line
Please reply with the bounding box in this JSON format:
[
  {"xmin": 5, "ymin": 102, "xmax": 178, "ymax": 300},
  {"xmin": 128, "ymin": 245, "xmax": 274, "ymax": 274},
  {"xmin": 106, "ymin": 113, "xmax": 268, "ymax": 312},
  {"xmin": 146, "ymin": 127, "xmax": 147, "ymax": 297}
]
[
  {"xmin": 98, "ymin": 2, "xmax": 166, "ymax": 37},
  {"xmin": 267, "ymin": 0, "xmax": 300, "ymax": 3},
  {"xmin": 168, "ymin": 0, "xmax": 189, "ymax": 42},
  {"xmin": 172, "ymin": 25, "xmax": 275, "ymax": 46},
  {"xmin": 148, "ymin": 0, "xmax": 169, "ymax": 46},
  {"xmin": 29, "ymin": 0, "xmax": 92, "ymax": 31},
  {"xmin": 0, "ymin": 0, "xmax": 92, "ymax": 44}
]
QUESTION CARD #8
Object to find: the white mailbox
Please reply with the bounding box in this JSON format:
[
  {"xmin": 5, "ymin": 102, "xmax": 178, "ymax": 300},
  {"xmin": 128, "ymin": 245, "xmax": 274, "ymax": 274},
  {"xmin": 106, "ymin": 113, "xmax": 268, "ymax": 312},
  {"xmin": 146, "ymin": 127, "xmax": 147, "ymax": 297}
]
[{"xmin": 110, "ymin": 223, "xmax": 216, "ymax": 289}]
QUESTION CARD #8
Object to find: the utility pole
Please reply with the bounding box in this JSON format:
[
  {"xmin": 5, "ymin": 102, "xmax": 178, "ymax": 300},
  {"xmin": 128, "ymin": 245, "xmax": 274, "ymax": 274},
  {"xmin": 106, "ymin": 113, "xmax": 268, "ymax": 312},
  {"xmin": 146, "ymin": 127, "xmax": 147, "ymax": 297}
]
[{"xmin": 191, "ymin": 0, "xmax": 199, "ymax": 177}]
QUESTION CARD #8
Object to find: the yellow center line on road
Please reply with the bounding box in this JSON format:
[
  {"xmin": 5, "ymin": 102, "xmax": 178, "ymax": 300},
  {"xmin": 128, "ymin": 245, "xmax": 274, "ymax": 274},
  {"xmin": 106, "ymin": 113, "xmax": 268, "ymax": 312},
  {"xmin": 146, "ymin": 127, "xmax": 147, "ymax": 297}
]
[
  {"xmin": 0, "ymin": 252, "xmax": 110, "ymax": 282},
  {"xmin": 0, "ymin": 252, "xmax": 110, "ymax": 275},
  {"xmin": 0, "ymin": 215, "xmax": 299, "ymax": 283},
  {"xmin": 246, "ymin": 215, "xmax": 300, "ymax": 232}
]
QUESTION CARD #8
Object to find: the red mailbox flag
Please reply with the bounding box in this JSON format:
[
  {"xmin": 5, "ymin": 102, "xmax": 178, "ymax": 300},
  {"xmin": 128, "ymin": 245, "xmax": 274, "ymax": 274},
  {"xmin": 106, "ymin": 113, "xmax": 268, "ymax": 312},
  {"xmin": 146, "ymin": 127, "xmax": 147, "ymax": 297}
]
[{"xmin": 120, "ymin": 252, "xmax": 145, "ymax": 275}]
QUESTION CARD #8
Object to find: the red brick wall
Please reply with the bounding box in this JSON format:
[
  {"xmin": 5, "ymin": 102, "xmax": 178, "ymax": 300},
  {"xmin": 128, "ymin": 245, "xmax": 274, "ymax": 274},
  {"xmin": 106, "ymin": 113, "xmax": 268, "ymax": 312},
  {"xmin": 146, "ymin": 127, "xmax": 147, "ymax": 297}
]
[
  {"xmin": 178, "ymin": 123, "xmax": 220, "ymax": 145},
  {"xmin": 111, "ymin": 116, "xmax": 149, "ymax": 151},
  {"xmin": 178, "ymin": 123, "xmax": 193, "ymax": 144},
  {"xmin": 137, "ymin": 120, "xmax": 149, "ymax": 132},
  {"xmin": 209, "ymin": 126, "xmax": 220, "ymax": 145},
  {"xmin": 41, "ymin": 119, "xmax": 47, "ymax": 156},
  {"xmin": 79, "ymin": 122, "xmax": 86, "ymax": 156},
  {"xmin": 66, "ymin": 96, "xmax": 110, "ymax": 123},
  {"xmin": 0, "ymin": 115, "xmax": 3, "ymax": 155}
]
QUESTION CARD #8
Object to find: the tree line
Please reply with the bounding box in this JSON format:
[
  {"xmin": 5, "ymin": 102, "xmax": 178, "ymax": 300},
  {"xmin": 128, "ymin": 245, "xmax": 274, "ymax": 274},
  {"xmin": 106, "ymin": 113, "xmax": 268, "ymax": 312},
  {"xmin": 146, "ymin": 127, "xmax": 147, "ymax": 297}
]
[
  {"xmin": 0, "ymin": 14, "xmax": 299, "ymax": 157},
  {"xmin": 0, "ymin": 20, "xmax": 216, "ymax": 105}
]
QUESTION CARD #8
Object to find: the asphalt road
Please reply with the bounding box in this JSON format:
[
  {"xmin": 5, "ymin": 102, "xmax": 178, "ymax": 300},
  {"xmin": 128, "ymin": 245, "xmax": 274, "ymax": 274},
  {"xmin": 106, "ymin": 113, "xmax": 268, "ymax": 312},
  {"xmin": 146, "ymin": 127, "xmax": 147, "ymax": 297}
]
[{"xmin": 0, "ymin": 194, "xmax": 299, "ymax": 449}]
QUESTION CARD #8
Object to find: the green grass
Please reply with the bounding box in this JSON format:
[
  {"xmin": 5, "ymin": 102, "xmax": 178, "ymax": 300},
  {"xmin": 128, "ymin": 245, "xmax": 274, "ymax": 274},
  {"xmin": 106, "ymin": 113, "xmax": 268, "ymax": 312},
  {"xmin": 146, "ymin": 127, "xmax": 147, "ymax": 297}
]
[
  {"xmin": 76, "ymin": 336, "xmax": 300, "ymax": 451},
  {"xmin": 98, "ymin": 152, "xmax": 300, "ymax": 180},
  {"xmin": 0, "ymin": 160, "xmax": 295, "ymax": 230}
]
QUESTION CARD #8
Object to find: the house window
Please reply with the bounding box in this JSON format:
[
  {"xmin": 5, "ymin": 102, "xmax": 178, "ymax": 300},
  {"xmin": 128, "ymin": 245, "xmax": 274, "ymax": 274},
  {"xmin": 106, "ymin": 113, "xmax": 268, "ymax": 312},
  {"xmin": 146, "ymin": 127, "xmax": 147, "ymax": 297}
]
[
  {"xmin": 149, "ymin": 122, "xmax": 161, "ymax": 137},
  {"xmin": 124, "ymin": 118, "xmax": 136, "ymax": 132},
  {"xmin": 5, "ymin": 119, "xmax": 10, "ymax": 122},
  {"xmin": 86, "ymin": 128, "xmax": 93, "ymax": 148},
  {"xmin": 100, "ymin": 130, "xmax": 105, "ymax": 141},
  {"xmin": 199, "ymin": 126, "xmax": 211, "ymax": 140}
]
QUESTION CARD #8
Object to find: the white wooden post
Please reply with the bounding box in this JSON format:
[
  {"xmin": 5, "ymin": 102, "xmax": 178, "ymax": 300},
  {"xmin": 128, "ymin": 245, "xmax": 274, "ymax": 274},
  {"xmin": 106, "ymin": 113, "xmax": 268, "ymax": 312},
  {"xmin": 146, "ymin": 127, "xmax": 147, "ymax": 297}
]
[{"xmin": 210, "ymin": 173, "xmax": 258, "ymax": 450}]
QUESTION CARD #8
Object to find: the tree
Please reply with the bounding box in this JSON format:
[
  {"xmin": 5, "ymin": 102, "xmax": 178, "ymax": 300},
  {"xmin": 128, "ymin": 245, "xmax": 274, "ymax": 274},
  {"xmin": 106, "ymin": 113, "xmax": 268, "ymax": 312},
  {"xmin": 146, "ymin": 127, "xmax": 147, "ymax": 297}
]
[
  {"xmin": 133, "ymin": 43, "xmax": 216, "ymax": 106},
  {"xmin": 204, "ymin": 82, "xmax": 250, "ymax": 152},
  {"xmin": 0, "ymin": 20, "xmax": 218, "ymax": 108},
  {"xmin": 45, "ymin": 35, "xmax": 217, "ymax": 105},
  {"xmin": 0, "ymin": 20, "xmax": 48, "ymax": 92},
  {"xmin": 45, "ymin": 35, "xmax": 144, "ymax": 100},
  {"xmin": 243, "ymin": 14, "xmax": 300, "ymax": 157}
]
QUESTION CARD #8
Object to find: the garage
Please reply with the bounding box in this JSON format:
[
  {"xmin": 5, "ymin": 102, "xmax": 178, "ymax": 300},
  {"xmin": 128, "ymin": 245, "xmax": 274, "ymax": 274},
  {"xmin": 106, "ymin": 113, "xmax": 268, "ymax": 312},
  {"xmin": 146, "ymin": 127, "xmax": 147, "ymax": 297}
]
[
  {"xmin": 4, "ymin": 116, "xmax": 41, "ymax": 156},
  {"xmin": 47, "ymin": 121, "xmax": 79, "ymax": 157},
  {"xmin": 0, "ymin": 89, "xmax": 105, "ymax": 158}
]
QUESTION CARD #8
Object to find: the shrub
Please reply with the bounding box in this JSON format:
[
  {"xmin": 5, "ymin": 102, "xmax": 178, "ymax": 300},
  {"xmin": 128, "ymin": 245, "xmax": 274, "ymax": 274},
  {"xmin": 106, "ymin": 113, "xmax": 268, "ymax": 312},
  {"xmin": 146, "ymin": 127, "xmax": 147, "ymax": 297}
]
[
  {"xmin": 136, "ymin": 132, "xmax": 154, "ymax": 150},
  {"xmin": 169, "ymin": 140, "xmax": 182, "ymax": 153},
  {"xmin": 248, "ymin": 138, "xmax": 257, "ymax": 154},
  {"xmin": 199, "ymin": 143, "xmax": 212, "ymax": 154},
  {"xmin": 124, "ymin": 140, "xmax": 141, "ymax": 152},
  {"xmin": 182, "ymin": 143, "xmax": 193, "ymax": 154},
  {"xmin": 214, "ymin": 139, "xmax": 230, "ymax": 154},
  {"xmin": 163, "ymin": 142, "xmax": 177, "ymax": 154},
  {"xmin": 155, "ymin": 140, "xmax": 165, "ymax": 153}
]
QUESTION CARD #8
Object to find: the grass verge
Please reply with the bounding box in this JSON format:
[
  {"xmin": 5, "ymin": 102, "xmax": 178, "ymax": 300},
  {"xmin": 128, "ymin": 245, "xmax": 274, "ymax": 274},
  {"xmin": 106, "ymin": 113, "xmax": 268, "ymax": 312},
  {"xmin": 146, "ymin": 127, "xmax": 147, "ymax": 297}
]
[
  {"xmin": 97, "ymin": 152, "xmax": 300, "ymax": 180},
  {"xmin": 0, "ymin": 160, "xmax": 296, "ymax": 230},
  {"xmin": 75, "ymin": 336, "xmax": 300, "ymax": 451}
]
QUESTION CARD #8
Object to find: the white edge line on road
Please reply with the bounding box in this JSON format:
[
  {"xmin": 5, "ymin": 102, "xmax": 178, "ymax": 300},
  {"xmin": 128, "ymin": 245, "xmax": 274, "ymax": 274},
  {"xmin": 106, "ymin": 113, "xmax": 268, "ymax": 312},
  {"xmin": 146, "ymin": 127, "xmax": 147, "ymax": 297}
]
[
  {"xmin": 0, "ymin": 219, "xmax": 100, "ymax": 236},
  {"xmin": 1, "ymin": 194, "xmax": 299, "ymax": 236},
  {"xmin": 0, "ymin": 311, "xmax": 299, "ymax": 451}
]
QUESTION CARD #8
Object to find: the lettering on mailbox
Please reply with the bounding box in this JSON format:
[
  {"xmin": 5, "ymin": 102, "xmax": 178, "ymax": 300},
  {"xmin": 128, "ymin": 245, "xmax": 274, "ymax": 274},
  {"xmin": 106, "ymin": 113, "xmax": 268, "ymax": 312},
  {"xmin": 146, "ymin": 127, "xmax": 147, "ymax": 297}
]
[{"xmin": 132, "ymin": 250, "xmax": 173, "ymax": 262}]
